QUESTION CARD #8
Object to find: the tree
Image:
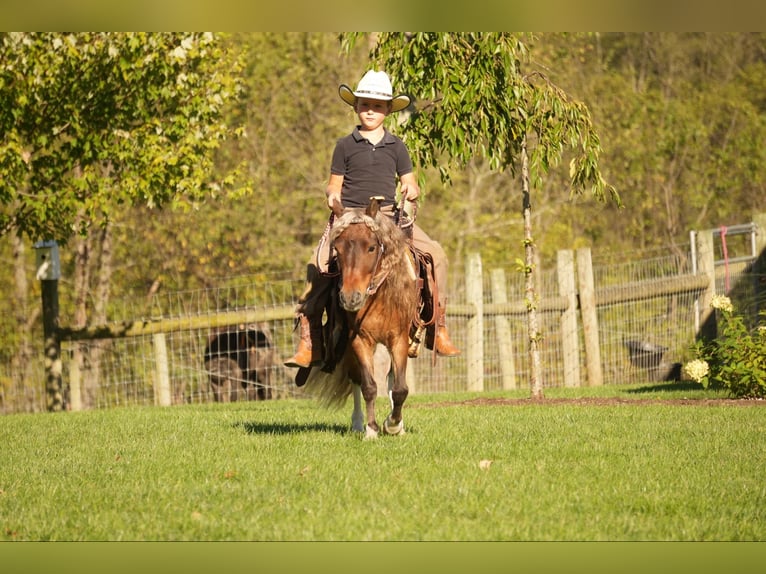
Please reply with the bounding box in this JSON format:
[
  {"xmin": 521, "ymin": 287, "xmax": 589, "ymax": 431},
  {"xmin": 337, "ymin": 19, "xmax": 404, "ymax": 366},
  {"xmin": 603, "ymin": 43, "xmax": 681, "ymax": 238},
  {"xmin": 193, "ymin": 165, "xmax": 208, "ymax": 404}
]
[
  {"xmin": 1, "ymin": 32, "xmax": 249, "ymax": 242},
  {"xmin": 0, "ymin": 33, "xmax": 250, "ymax": 410},
  {"xmin": 217, "ymin": 33, "xmax": 369, "ymax": 276},
  {"xmin": 1, "ymin": 32, "xmax": 250, "ymax": 241},
  {"xmin": 533, "ymin": 33, "xmax": 766, "ymax": 255},
  {"xmin": 346, "ymin": 32, "xmax": 621, "ymax": 397}
]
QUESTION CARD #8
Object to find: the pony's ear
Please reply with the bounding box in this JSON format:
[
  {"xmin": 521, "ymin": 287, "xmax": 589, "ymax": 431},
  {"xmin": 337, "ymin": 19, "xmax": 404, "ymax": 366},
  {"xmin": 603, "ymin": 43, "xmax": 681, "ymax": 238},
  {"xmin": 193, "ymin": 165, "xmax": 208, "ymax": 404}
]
[{"xmin": 367, "ymin": 195, "xmax": 385, "ymax": 218}]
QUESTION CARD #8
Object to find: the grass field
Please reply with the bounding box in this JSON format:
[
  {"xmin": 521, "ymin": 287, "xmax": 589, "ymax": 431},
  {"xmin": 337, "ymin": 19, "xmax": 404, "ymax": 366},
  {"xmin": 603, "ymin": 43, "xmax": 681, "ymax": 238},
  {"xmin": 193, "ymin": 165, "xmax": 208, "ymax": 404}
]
[{"xmin": 1, "ymin": 383, "xmax": 764, "ymax": 541}]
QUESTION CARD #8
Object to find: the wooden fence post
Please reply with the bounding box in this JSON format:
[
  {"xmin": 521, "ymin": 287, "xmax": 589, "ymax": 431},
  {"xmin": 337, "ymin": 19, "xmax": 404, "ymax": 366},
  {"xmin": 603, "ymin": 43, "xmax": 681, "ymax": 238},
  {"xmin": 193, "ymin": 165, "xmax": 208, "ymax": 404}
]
[
  {"xmin": 557, "ymin": 250, "xmax": 581, "ymax": 387},
  {"xmin": 153, "ymin": 333, "xmax": 172, "ymax": 406},
  {"xmin": 68, "ymin": 349, "xmax": 82, "ymax": 411},
  {"xmin": 696, "ymin": 228, "xmax": 716, "ymax": 340},
  {"xmin": 576, "ymin": 248, "xmax": 603, "ymax": 386},
  {"xmin": 34, "ymin": 241, "xmax": 64, "ymax": 412},
  {"xmin": 465, "ymin": 252, "xmax": 484, "ymax": 392},
  {"xmin": 490, "ymin": 268, "xmax": 517, "ymax": 389},
  {"xmin": 373, "ymin": 344, "xmax": 389, "ymax": 396},
  {"xmin": 753, "ymin": 212, "xmax": 766, "ymax": 319},
  {"xmin": 41, "ymin": 280, "xmax": 64, "ymax": 411}
]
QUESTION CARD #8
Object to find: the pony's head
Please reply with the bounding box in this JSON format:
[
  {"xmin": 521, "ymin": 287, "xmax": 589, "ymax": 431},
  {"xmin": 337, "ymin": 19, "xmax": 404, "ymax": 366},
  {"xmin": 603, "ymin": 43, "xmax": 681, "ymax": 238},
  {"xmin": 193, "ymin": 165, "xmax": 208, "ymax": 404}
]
[{"xmin": 330, "ymin": 198, "xmax": 407, "ymax": 312}]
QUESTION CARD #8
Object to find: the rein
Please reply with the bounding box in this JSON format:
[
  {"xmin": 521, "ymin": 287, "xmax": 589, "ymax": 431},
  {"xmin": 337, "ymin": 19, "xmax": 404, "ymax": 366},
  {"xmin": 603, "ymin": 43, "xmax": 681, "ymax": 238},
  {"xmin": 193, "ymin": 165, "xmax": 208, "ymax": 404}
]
[
  {"xmin": 317, "ymin": 213, "xmax": 340, "ymax": 278},
  {"xmin": 365, "ymin": 240, "xmax": 388, "ymax": 295}
]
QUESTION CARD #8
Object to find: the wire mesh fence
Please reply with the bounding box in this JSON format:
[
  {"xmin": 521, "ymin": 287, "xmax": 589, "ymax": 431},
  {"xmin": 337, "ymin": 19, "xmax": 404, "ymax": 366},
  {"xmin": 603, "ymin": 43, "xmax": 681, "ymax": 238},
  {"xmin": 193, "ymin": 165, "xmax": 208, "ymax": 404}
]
[{"xmin": 592, "ymin": 247, "xmax": 695, "ymax": 385}]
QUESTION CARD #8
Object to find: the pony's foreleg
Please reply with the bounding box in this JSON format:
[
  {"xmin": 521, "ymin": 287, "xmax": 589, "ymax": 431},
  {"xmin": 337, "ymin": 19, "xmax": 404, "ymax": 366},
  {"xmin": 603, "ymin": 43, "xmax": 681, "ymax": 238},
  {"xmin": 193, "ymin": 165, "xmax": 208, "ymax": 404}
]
[
  {"xmin": 350, "ymin": 337, "xmax": 380, "ymax": 439},
  {"xmin": 351, "ymin": 384, "xmax": 365, "ymax": 433},
  {"xmin": 383, "ymin": 366, "xmax": 404, "ymax": 436},
  {"xmin": 383, "ymin": 343, "xmax": 409, "ymax": 436},
  {"xmin": 361, "ymin": 376, "xmax": 379, "ymax": 439}
]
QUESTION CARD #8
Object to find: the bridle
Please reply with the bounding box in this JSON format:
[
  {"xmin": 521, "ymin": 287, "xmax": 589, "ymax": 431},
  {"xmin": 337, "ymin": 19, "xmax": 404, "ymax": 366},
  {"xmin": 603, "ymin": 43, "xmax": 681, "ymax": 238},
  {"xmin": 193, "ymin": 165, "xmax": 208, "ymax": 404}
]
[{"xmin": 365, "ymin": 238, "xmax": 388, "ymax": 295}]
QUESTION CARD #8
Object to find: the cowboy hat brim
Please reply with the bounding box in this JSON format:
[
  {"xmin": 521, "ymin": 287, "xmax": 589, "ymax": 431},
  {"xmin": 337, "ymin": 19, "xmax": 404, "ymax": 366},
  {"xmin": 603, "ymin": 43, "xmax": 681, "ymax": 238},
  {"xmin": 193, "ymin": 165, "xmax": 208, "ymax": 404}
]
[{"xmin": 338, "ymin": 84, "xmax": 411, "ymax": 113}]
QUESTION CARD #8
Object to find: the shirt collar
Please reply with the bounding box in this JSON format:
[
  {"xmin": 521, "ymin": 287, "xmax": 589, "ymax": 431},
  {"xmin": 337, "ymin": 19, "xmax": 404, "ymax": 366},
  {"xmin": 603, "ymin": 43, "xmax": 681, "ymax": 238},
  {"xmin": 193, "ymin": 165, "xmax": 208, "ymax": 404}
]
[{"xmin": 352, "ymin": 126, "xmax": 395, "ymax": 145}]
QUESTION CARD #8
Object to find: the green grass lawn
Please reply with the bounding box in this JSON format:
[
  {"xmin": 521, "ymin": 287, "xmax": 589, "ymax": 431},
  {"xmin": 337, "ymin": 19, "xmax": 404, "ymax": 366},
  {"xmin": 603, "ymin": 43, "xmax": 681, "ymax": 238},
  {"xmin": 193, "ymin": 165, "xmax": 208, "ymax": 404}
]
[{"xmin": 1, "ymin": 383, "xmax": 764, "ymax": 541}]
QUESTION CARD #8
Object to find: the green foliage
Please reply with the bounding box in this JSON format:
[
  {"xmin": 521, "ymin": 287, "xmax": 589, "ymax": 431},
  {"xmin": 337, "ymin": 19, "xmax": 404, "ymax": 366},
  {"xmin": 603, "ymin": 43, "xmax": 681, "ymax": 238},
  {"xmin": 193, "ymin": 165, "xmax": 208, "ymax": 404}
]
[
  {"xmin": 208, "ymin": 33, "xmax": 368, "ymax": 276},
  {"xmin": 0, "ymin": 32, "xmax": 250, "ymax": 243},
  {"xmin": 534, "ymin": 33, "xmax": 766, "ymax": 250},
  {"xmin": 685, "ymin": 296, "xmax": 766, "ymax": 399},
  {"xmin": 1, "ymin": 387, "xmax": 765, "ymax": 540}
]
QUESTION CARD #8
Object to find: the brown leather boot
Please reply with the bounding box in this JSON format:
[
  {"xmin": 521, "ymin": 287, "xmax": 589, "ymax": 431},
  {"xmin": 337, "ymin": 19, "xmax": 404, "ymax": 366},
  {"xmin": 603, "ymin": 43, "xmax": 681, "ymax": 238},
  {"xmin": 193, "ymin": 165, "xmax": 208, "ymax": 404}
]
[
  {"xmin": 284, "ymin": 314, "xmax": 323, "ymax": 368},
  {"xmin": 435, "ymin": 305, "xmax": 461, "ymax": 357}
]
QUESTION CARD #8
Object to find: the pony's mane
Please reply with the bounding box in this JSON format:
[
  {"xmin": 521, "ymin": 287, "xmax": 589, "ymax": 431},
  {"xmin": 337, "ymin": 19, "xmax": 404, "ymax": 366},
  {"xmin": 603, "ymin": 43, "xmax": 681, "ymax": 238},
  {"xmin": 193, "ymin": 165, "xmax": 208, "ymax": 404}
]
[
  {"xmin": 330, "ymin": 210, "xmax": 379, "ymax": 240},
  {"xmin": 331, "ymin": 210, "xmax": 408, "ymax": 258}
]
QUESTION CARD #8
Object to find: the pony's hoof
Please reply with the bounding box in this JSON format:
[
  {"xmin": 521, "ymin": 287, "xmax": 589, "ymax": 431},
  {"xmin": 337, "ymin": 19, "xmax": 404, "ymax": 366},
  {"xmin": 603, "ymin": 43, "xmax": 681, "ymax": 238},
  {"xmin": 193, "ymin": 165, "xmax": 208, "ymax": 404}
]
[
  {"xmin": 383, "ymin": 416, "xmax": 405, "ymax": 436},
  {"xmin": 351, "ymin": 420, "xmax": 365, "ymax": 433},
  {"xmin": 351, "ymin": 413, "xmax": 365, "ymax": 433},
  {"xmin": 364, "ymin": 425, "xmax": 379, "ymax": 440}
]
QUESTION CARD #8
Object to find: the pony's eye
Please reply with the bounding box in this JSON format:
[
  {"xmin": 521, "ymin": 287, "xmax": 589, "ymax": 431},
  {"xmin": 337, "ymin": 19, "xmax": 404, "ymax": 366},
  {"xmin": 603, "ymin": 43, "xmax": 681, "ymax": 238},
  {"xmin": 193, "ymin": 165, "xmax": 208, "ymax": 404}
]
[{"xmin": 368, "ymin": 245, "xmax": 376, "ymax": 253}]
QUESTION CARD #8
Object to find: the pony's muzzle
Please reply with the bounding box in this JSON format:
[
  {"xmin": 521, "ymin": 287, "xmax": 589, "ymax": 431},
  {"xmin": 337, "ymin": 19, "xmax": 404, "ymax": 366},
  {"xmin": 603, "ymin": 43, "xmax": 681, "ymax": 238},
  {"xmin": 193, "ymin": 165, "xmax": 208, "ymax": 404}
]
[{"xmin": 339, "ymin": 289, "xmax": 366, "ymax": 312}]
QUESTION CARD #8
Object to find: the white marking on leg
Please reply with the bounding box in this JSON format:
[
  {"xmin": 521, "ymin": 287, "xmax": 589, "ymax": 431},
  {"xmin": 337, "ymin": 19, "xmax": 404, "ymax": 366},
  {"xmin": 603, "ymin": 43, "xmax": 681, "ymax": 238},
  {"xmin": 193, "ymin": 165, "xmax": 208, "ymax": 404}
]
[
  {"xmin": 387, "ymin": 362, "xmax": 395, "ymax": 411},
  {"xmin": 351, "ymin": 385, "xmax": 365, "ymax": 433},
  {"xmin": 383, "ymin": 415, "xmax": 405, "ymax": 436}
]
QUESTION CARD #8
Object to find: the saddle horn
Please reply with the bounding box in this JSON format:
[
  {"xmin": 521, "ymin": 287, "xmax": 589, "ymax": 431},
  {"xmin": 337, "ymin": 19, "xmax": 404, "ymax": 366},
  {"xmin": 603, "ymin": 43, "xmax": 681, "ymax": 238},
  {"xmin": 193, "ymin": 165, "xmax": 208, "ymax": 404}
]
[{"xmin": 367, "ymin": 195, "xmax": 385, "ymax": 218}]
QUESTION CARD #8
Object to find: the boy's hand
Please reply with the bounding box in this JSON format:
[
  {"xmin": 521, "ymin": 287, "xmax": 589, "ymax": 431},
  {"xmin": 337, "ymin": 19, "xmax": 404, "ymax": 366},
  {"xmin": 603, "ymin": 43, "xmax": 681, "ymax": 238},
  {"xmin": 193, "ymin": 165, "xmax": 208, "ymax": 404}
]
[
  {"xmin": 401, "ymin": 182, "xmax": 420, "ymax": 201},
  {"xmin": 325, "ymin": 174, "xmax": 344, "ymax": 216},
  {"xmin": 327, "ymin": 191, "xmax": 343, "ymax": 216}
]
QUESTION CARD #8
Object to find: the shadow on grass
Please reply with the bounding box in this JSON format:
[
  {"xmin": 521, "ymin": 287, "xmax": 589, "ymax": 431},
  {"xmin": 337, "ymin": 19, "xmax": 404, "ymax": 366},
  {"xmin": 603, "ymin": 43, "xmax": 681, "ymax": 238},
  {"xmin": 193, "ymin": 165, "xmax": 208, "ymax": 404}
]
[
  {"xmin": 236, "ymin": 421, "xmax": 349, "ymax": 435},
  {"xmin": 626, "ymin": 381, "xmax": 702, "ymax": 394}
]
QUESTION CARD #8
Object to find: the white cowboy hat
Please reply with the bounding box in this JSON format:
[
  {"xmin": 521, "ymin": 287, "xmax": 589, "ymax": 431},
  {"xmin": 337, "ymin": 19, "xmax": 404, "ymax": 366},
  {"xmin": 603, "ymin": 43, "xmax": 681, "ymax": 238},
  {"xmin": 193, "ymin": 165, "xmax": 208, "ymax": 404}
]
[{"xmin": 339, "ymin": 70, "xmax": 411, "ymax": 113}]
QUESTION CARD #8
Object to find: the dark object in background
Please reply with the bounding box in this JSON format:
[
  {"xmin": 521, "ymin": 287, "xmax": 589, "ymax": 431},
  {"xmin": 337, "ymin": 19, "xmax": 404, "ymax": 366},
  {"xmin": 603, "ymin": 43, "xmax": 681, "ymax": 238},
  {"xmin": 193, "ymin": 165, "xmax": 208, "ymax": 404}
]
[
  {"xmin": 624, "ymin": 339, "xmax": 667, "ymax": 370},
  {"xmin": 204, "ymin": 325, "xmax": 279, "ymax": 402},
  {"xmin": 623, "ymin": 339, "xmax": 681, "ymax": 382}
]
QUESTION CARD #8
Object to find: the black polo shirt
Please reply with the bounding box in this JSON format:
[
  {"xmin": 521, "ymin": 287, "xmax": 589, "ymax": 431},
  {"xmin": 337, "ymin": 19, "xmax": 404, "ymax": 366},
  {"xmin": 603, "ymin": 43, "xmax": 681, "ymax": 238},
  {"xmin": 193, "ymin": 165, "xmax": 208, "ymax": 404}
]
[{"xmin": 330, "ymin": 127, "xmax": 413, "ymax": 209}]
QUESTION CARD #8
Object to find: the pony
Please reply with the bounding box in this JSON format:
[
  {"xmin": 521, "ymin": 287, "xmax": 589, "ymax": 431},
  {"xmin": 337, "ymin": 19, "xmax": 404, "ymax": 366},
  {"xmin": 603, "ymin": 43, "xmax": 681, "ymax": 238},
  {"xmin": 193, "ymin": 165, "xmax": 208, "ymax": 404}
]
[{"xmin": 303, "ymin": 197, "xmax": 420, "ymax": 439}]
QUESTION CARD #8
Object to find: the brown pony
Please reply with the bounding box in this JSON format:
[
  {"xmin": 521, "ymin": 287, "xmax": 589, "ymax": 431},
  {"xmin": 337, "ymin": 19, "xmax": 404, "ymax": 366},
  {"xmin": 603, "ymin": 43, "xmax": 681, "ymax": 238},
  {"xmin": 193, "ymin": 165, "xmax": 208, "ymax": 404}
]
[{"xmin": 303, "ymin": 197, "xmax": 419, "ymax": 439}]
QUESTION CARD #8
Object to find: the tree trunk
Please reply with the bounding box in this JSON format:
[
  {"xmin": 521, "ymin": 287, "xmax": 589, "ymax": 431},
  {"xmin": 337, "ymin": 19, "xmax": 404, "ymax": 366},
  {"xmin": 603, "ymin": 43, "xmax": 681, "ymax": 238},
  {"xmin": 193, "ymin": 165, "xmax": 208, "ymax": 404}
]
[
  {"xmin": 10, "ymin": 229, "xmax": 38, "ymax": 411},
  {"xmin": 72, "ymin": 225, "xmax": 93, "ymax": 408},
  {"xmin": 71, "ymin": 215, "xmax": 113, "ymax": 409},
  {"xmin": 90, "ymin": 224, "xmax": 113, "ymax": 401},
  {"xmin": 522, "ymin": 138, "xmax": 544, "ymax": 399}
]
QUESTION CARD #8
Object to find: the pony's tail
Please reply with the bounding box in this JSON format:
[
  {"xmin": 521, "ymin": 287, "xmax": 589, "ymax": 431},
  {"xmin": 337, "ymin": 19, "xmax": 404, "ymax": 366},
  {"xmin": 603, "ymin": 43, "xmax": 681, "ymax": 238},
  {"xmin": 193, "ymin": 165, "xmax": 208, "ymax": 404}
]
[{"xmin": 303, "ymin": 358, "xmax": 353, "ymax": 409}]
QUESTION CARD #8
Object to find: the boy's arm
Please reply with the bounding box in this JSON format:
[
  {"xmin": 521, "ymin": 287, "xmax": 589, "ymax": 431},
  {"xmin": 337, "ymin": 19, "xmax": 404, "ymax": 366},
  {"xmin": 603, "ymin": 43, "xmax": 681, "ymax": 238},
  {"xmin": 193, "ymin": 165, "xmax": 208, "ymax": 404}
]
[{"xmin": 326, "ymin": 174, "xmax": 344, "ymax": 216}]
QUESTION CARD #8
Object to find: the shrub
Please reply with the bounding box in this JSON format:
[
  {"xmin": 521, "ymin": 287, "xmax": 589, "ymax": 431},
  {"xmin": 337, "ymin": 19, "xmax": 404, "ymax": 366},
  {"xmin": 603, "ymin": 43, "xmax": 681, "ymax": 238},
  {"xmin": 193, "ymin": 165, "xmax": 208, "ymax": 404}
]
[{"xmin": 684, "ymin": 295, "xmax": 766, "ymax": 399}]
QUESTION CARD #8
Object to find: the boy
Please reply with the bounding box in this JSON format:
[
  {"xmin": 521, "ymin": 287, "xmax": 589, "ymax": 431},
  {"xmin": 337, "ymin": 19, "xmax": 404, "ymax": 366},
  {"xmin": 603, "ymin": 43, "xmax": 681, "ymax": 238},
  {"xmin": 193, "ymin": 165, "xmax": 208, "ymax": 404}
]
[{"xmin": 284, "ymin": 70, "xmax": 460, "ymax": 369}]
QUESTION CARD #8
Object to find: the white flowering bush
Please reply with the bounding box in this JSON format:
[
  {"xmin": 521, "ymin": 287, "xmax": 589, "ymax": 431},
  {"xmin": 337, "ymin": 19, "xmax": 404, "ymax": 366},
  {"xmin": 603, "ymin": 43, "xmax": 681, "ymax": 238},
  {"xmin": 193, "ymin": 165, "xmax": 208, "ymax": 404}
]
[
  {"xmin": 683, "ymin": 359, "xmax": 709, "ymax": 383},
  {"xmin": 686, "ymin": 296, "xmax": 766, "ymax": 399},
  {"xmin": 710, "ymin": 294, "xmax": 734, "ymax": 314}
]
